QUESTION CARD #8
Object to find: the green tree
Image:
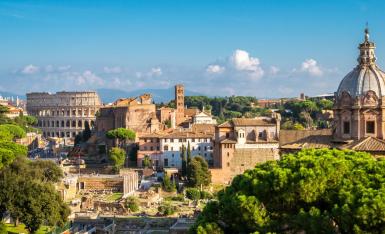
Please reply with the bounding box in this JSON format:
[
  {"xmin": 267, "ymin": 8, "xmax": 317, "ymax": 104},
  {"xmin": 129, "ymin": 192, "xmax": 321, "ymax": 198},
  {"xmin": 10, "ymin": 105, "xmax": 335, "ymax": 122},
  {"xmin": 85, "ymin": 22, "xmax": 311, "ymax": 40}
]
[
  {"xmin": 106, "ymin": 128, "xmax": 136, "ymax": 147},
  {"xmin": 0, "ymin": 129, "xmax": 13, "ymax": 142},
  {"xmin": 193, "ymin": 149, "xmax": 385, "ymax": 233},
  {"xmin": 125, "ymin": 196, "xmax": 140, "ymax": 212},
  {"xmin": 0, "ymin": 221, "xmax": 6, "ymax": 234},
  {"xmin": 0, "ymin": 124, "xmax": 26, "ymax": 139},
  {"xmin": 0, "ymin": 148, "xmax": 15, "ymax": 169},
  {"xmin": 185, "ymin": 188, "xmax": 201, "ymax": 200},
  {"xmin": 163, "ymin": 175, "xmax": 176, "ymax": 192},
  {"xmin": 187, "ymin": 156, "xmax": 211, "ymax": 187},
  {"xmin": 82, "ymin": 121, "xmax": 91, "ymax": 142},
  {"xmin": 0, "ymin": 158, "xmax": 70, "ymax": 233},
  {"xmin": 180, "ymin": 145, "xmax": 187, "ymax": 177},
  {"xmin": 108, "ymin": 147, "xmax": 126, "ymax": 170},
  {"xmin": 317, "ymin": 99, "xmax": 334, "ymax": 110},
  {"xmin": 142, "ymin": 155, "xmax": 151, "ymax": 168},
  {"xmin": 186, "ymin": 142, "xmax": 192, "ymax": 177},
  {"xmin": 0, "ymin": 141, "xmax": 27, "ymax": 157},
  {"xmin": 0, "ymin": 105, "xmax": 9, "ymax": 114}
]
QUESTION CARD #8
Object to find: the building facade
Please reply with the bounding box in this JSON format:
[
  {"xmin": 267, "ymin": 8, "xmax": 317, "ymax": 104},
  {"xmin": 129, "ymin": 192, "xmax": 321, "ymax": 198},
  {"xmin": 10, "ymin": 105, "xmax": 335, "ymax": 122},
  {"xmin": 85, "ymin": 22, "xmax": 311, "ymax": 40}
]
[
  {"xmin": 175, "ymin": 84, "xmax": 185, "ymax": 125},
  {"xmin": 96, "ymin": 94, "xmax": 160, "ymax": 134},
  {"xmin": 26, "ymin": 91, "xmax": 101, "ymax": 138},
  {"xmin": 281, "ymin": 28, "xmax": 385, "ymax": 157},
  {"xmin": 212, "ymin": 115, "xmax": 281, "ymax": 183},
  {"xmin": 137, "ymin": 129, "xmax": 214, "ymax": 169},
  {"xmin": 334, "ymin": 28, "xmax": 385, "ymax": 140}
]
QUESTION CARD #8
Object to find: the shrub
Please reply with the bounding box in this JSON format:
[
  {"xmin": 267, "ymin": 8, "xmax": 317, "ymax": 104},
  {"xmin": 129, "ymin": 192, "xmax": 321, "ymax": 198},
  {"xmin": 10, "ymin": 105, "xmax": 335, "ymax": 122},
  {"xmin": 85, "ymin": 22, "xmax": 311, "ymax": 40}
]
[
  {"xmin": 200, "ymin": 191, "xmax": 213, "ymax": 200},
  {"xmin": 158, "ymin": 202, "xmax": 176, "ymax": 216},
  {"xmin": 186, "ymin": 188, "xmax": 201, "ymax": 200},
  {"xmin": 125, "ymin": 196, "xmax": 140, "ymax": 212},
  {"xmin": 163, "ymin": 175, "xmax": 176, "ymax": 192},
  {"xmin": 171, "ymin": 194, "xmax": 185, "ymax": 202}
]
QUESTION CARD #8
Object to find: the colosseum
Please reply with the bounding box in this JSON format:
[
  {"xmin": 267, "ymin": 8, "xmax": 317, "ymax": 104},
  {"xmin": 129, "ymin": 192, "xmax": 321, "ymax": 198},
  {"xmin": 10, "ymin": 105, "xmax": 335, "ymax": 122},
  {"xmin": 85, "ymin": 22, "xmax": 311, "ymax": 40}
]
[{"xmin": 26, "ymin": 91, "xmax": 102, "ymax": 139}]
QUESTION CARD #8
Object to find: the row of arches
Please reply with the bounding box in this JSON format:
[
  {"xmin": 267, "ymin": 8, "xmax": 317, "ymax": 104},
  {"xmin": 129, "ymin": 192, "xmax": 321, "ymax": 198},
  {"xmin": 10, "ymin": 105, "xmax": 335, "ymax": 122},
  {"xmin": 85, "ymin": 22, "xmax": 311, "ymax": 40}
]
[
  {"xmin": 38, "ymin": 119, "xmax": 95, "ymax": 128},
  {"xmin": 37, "ymin": 108, "xmax": 97, "ymax": 117},
  {"xmin": 43, "ymin": 131, "xmax": 78, "ymax": 138}
]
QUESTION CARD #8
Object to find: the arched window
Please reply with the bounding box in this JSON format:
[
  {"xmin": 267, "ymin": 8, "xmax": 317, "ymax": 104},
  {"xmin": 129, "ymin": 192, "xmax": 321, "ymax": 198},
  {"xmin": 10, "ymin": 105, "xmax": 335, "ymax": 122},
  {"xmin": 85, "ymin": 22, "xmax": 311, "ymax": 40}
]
[{"xmin": 78, "ymin": 120, "xmax": 82, "ymax": 128}]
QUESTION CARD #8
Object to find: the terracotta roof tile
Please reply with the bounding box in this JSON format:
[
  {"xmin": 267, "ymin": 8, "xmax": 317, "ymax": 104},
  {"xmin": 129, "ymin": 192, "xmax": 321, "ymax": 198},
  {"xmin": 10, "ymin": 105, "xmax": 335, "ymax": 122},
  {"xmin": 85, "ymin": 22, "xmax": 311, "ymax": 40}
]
[
  {"xmin": 232, "ymin": 117, "xmax": 276, "ymax": 126},
  {"xmin": 340, "ymin": 137, "xmax": 385, "ymax": 151}
]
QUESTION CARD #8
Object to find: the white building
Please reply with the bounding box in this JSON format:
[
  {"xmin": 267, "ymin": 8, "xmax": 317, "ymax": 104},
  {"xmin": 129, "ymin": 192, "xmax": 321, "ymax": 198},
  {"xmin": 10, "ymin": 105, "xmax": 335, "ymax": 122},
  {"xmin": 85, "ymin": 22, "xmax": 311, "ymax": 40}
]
[
  {"xmin": 160, "ymin": 131, "xmax": 214, "ymax": 168},
  {"xmin": 192, "ymin": 111, "xmax": 217, "ymax": 124}
]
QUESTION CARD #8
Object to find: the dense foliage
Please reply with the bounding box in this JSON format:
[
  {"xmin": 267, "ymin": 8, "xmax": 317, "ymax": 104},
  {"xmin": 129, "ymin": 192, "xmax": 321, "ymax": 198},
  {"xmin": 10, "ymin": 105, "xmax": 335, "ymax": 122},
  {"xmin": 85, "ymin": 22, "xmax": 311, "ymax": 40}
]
[
  {"xmin": 0, "ymin": 158, "xmax": 69, "ymax": 233},
  {"xmin": 185, "ymin": 188, "xmax": 201, "ymax": 201},
  {"xmin": 125, "ymin": 196, "xmax": 140, "ymax": 212},
  {"xmin": 193, "ymin": 149, "xmax": 385, "ymax": 233},
  {"xmin": 158, "ymin": 201, "xmax": 176, "ymax": 216},
  {"xmin": 108, "ymin": 147, "xmax": 126, "ymax": 170},
  {"xmin": 280, "ymin": 99, "xmax": 334, "ymax": 129},
  {"xmin": 166, "ymin": 96, "xmax": 269, "ymax": 123},
  {"xmin": 106, "ymin": 128, "xmax": 136, "ymax": 141},
  {"xmin": 163, "ymin": 175, "xmax": 176, "ymax": 192},
  {"xmin": 187, "ymin": 156, "xmax": 211, "ymax": 187}
]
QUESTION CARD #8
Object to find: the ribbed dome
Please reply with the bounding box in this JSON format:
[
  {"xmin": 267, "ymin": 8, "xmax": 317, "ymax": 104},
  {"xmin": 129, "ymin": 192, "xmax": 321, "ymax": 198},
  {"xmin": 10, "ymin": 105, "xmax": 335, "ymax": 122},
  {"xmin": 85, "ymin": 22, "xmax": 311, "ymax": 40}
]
[
  {"xmin": 337, "ymin": 65, "xmax": 385, "ymax": 98},
  {"xmin": 337, "ymin": 28, "xmax": 385, "ymax": 99}
]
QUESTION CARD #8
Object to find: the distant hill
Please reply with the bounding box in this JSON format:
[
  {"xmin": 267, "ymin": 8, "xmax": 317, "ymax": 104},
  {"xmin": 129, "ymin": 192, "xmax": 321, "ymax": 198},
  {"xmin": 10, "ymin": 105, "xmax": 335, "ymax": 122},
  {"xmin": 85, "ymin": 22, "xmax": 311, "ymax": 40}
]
[{"xmin": 97, "ymin": 88, "xmax": 204, "ymax": 104}]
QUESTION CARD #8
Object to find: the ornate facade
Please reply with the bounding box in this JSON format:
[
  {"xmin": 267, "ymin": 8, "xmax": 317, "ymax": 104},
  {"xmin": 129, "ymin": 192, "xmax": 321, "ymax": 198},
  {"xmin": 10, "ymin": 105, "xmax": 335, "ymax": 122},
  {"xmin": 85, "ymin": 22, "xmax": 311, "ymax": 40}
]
[
  {"xmin": 26, "ymin": 91, "xmax": 101, "ymax": 138},
  {"xmin": 334, "ymin": 28, "xmax": 385, "ymax": 140}
]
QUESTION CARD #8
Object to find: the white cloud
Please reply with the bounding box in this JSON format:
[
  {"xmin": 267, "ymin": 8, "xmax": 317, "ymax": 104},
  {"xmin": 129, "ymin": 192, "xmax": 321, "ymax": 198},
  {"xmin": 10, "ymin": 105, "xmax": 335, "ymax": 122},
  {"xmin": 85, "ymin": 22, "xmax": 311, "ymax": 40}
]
[
  {"xmin": 229, "ymin": 49, "xmax": 264, "ymax": 79},
  {"xmin": 206, "ymin": 64, "xmax": 225, "ymax": 74},
  {"xmin": 148, "ymin": 67, "xmax": 162, "ymax": 77},
  {"xmin": 58, "ymin": 65, "xmax": 71, "ymax": 72},
  {"xmin": 76, "ymin": 70, "xmax": 104, "ymax": 85},
  {"xmin": 300, "ymin": 59, "xmax": 323, "ymax": 77},
  {"xmin": 21, "ymin": 64, "xmax": 39, "ymax": 74},
  {"xmin": 269, "ymin": 66, "xmax": 280, "ymax": 75},
  {"xmin": 103, "ymin": 66, "xmax": 122, "ymax": 74}
]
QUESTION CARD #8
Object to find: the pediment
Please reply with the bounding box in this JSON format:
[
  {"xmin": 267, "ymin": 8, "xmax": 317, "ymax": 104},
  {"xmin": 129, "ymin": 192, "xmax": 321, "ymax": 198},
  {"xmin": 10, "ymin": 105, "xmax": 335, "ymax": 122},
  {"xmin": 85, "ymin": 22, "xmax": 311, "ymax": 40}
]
[{"xmin": 362, "ymin": 90, "xmax": 378, "ymax": 106}]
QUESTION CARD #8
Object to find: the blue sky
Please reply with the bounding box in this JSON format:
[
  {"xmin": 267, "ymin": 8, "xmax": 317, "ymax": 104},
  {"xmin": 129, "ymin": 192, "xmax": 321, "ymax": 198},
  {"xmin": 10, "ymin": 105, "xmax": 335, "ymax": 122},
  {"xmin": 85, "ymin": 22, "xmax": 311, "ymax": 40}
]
[{"xmin": 1, "ymin": 0, "xmax": 385, "ymax": 98}]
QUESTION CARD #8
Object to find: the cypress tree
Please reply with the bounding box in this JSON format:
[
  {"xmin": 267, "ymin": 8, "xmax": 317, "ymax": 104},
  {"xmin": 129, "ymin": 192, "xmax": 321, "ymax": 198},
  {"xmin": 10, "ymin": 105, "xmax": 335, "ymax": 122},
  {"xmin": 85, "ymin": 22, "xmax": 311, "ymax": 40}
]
[{"xmin": 181, "ymin": 145, "xmax": 187, "ymax": 177}]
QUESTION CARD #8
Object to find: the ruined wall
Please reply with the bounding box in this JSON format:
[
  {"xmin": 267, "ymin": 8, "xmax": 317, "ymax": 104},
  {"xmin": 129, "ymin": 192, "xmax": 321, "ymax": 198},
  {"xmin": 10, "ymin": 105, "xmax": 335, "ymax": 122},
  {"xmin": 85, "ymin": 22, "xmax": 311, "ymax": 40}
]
[{"xmin": 78, "ymin": 177, "xmax": 123, "ymax": 192}]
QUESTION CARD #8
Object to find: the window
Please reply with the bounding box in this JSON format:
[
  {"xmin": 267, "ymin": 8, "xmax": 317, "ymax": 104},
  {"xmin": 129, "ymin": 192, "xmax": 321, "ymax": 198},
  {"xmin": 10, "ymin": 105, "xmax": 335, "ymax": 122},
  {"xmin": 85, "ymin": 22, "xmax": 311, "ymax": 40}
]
[
  {"xmin": 157, "ymin": 146, "xmax": 160, "ymax": 151},
  {"xmin": 366, "ymin": 121, "xmax": 375, "ymax": 134},
  {"xmin": 227, "ymin": 152, "xmax": 230, "ymax": 157},
  {"xmin": 150, "ymin": 146, "xmax": 153, "ymax": 151},
  {"xmin": 192, "ymin": 139, "xmax": 195, "ymax": 142},
  {"xmin": 343, "ymin": 121, "xmax": 350, "ymax": 134},
  {"xmin": 164, "ymin": 145, "xmax": 168, "ymax": 151},
  {"xmin": 164, "ymin": 158, "xmax": 168, "ymax": 167},
  {"xmin": 226, "ymin": 133, "xmax": 230, "ymax": 138}
]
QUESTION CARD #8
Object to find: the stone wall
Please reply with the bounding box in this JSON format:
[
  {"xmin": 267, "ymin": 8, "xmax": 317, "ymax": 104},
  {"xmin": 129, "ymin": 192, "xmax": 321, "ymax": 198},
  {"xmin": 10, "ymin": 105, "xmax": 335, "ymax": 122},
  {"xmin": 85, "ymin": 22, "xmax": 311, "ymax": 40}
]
[{"xmin": 211, "ymin": 147, "xmax": 279, "ymax": 184}]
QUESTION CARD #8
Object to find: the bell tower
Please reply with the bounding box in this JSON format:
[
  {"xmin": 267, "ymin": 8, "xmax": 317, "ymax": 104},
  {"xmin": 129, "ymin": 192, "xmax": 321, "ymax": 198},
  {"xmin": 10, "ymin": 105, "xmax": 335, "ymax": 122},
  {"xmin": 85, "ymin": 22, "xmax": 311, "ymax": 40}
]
[{"xmin": 175, "ymin": 84, "xmax": 185, "ymax": 125}]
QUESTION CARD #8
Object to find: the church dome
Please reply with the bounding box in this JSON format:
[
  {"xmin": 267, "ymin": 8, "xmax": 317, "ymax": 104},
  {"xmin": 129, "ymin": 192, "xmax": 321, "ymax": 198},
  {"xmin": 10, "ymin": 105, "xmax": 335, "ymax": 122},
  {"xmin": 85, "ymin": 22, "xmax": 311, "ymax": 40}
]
[{"xmin": 337, "ymin": 28, "xmax": 385, "ymax": 99}]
